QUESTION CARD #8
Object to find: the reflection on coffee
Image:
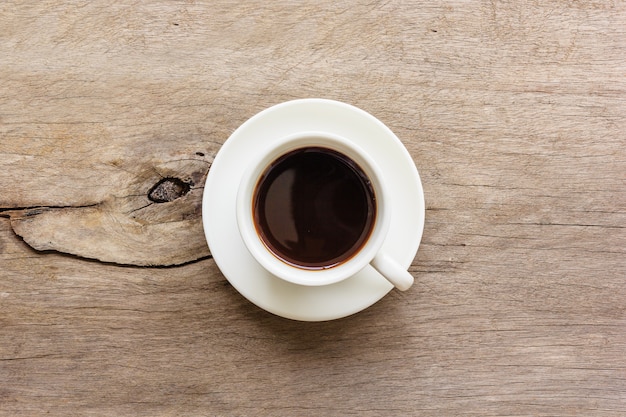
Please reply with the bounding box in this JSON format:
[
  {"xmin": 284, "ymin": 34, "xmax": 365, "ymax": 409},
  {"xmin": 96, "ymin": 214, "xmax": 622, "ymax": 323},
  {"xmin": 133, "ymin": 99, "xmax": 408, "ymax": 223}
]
[{"xmin": 253, "ymin": 147, "xmax": 376, "ymax": 269}]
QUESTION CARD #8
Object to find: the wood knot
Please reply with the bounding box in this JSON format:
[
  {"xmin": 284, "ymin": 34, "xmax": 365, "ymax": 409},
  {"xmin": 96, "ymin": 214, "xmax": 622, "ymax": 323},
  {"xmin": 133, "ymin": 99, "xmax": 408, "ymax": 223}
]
[{"xmin": 148, "ymin": 178, "xmax": 192, "ymax": 203}]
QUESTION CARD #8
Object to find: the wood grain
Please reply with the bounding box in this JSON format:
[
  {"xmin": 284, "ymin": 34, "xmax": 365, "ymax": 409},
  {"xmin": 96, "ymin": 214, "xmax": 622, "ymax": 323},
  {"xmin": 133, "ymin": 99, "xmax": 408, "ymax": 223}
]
[{"xmin": 1, "ymin": 1, "xmax": 625, "ymax": 415}]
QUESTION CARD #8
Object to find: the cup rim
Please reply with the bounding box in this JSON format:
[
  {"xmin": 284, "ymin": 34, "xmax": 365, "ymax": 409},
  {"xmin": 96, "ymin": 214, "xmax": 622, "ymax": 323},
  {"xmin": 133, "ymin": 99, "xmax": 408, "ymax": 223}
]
[{"xmin": 236, "ymin": 130, "xmax": 390, "ymax": 286}]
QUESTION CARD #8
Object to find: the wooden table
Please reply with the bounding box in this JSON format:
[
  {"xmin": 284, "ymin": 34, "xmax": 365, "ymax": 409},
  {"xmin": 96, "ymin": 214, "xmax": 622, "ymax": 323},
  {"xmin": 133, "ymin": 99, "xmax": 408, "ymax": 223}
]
[{"xmin": 1, "ymin": 1, "xmax": 624, "ymax": 415}]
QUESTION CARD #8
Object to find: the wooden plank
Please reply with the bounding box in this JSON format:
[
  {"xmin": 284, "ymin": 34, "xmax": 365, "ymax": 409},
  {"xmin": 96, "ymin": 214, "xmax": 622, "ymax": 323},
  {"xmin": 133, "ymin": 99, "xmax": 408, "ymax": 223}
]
[
  {"xmin": 1, "ymin": 217, "xmax": 624, "ymax": 416},
  {"xmin": 1, "ymin": 1, "xmax": 625, "ymax": 415}
]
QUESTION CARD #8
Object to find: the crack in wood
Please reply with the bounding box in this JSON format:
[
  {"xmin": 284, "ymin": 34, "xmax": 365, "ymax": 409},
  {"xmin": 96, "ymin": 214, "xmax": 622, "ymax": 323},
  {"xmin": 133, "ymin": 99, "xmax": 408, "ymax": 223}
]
[
  {"xmin": 1, "ymin": 193, "xmax": 210, "ymax": 267},
  {"xmin": 0, "ymin": 203, "xmax": 101, "ymax": 219}
]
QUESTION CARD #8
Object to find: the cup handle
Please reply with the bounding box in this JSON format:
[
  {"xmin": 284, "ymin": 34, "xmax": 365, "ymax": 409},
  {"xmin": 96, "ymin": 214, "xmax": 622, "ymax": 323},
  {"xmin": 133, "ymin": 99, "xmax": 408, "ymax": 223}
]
[{"xmin": 371, "ymin": 253, "xmax": 414, "ymax": 291}]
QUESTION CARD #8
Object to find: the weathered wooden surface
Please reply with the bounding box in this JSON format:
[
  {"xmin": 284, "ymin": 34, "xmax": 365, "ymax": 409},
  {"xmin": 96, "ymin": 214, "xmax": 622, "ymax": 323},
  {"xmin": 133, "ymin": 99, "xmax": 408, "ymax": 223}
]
[{"xmin": 1, "ymin": 1, "xmax": 625, "ymax": 415}]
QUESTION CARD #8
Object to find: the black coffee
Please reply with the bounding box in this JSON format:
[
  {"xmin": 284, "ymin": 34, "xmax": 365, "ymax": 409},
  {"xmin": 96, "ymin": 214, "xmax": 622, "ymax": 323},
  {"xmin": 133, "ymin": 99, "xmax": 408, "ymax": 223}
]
[{"xmin": 253, "ymin": 147, "xmax": 376, "ymax": 269}]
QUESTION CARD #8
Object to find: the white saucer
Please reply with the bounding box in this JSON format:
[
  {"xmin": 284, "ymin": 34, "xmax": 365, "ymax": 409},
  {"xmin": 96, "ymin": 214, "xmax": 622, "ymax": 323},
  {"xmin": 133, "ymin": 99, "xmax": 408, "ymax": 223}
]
[{"xmin": 202, "ymin": 99, "xmax": 425, "ymax": 321}]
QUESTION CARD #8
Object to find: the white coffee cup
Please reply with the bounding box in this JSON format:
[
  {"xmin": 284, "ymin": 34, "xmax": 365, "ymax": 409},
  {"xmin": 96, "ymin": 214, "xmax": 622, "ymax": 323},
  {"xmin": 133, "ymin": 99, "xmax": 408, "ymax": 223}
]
[{"xmin": 236, "ymin": 131, "xmax": 414, "ymax": 291}]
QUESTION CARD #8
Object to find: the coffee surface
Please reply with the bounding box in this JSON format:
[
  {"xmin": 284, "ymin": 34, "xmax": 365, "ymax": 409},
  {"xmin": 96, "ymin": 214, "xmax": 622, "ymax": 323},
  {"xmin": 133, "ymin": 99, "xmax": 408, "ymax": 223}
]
[{"xmin": 253, "ymin": 147, "xmax": 376, "ymax": 269}]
